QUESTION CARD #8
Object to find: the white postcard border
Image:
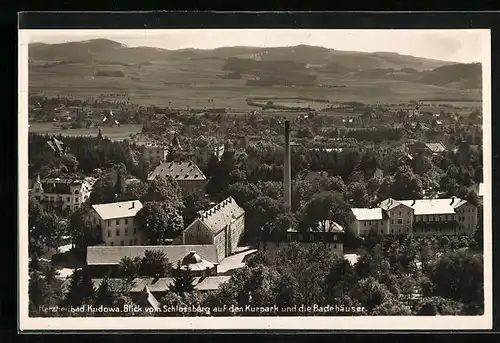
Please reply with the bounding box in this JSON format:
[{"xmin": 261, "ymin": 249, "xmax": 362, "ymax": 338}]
[{"xmin": 18, "ymin": 28, "xmax": 493, "ymax": 331}]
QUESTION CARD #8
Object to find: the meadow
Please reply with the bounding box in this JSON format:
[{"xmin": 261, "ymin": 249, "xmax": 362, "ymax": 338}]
[{"xmin": 29, "ymin": 59, "xmax": 482, "ymax": 111}]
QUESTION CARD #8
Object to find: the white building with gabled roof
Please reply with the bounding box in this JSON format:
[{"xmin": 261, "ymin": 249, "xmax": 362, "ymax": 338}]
[
  {"xmin": 350, "ymin": 208, "xmax": 389, "ymax": 236},
  {"xmin": 91, "ymin": 200, "xmax": 146, "ymax": 247},
  {"xmin": 182, "ymin": 197, "xmax": 245, "ymax": 262}
]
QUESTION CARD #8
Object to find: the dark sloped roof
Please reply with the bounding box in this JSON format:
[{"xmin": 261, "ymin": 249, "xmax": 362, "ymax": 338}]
[
  {"xmin": 188, "ymin": 197, "xmax": 244, "ymax": 235},
  {"xmin": 39, "ymin": 178, "xmax": 84, "ymax": 194},
  {"xmin": 147, "ymin": 161, "xmax": 206, "ymax": 181},
  {"xmin": 86, "ymin": 244, "xmax": 220, "ymax": 266}
]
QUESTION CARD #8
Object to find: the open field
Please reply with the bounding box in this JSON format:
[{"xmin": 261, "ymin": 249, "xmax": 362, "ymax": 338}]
[
  {"xmin": 29, "ymin": 60, "xmax": 482, "ymax": 110},
  {"xmin": 29, "ymin": 122, "xmax": 143, "ymax": 141}
]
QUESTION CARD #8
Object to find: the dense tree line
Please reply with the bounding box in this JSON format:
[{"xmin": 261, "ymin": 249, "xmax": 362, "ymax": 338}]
[
  {"xmin": 29, "ymin": 134, "xmax": 150, "ymax": 180},
  {"xmin": 200, "ymin": 137, "xmax": 482, "ymax": 244},
  {"xmin": 29, "ymin": 235, "xmax": 483, "ymax": 317}
]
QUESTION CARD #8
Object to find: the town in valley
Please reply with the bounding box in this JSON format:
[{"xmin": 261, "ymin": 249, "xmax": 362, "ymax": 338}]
[{"xmin": 26, "ymin": 33, "xmax": 485, "ymax": 318}]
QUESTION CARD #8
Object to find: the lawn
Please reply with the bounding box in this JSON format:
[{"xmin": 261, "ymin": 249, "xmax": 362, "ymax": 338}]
[{"xmin": 29, "ymin": 60, "xmax": 482, "ymax": 110}]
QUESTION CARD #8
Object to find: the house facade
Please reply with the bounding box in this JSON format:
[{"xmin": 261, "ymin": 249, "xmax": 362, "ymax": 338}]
[
  {"xmin": 350, "ymin": 208, "xmax": 389, "ymax": 236},
  {"xmin": 379, "ymin": 198, "xmax": 415, "ymax": 235},
  {"xmin": 31, "ymin": 175, "xmax": 95, "ymax": 211},
  {"xmin": 182, "ymin": 197, "xmax": 245, "ymax": 262},
  {"xmin": 91, "ymin": 200, "xmax": 145, "ymax": 247},
  {"xmin": 142, "ymin": 144, "xmax": 168, "ymax": 166},
  {"xmin": 196, "ymin": 144, "xmax": 225, "ymax": 166},
  {"xmin": 147, "ymin": 161, "xmax": 207, "ymax": 197}
]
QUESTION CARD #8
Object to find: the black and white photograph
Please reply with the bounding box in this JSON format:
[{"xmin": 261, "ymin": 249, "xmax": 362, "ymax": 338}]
[{"xmin": 18, "ymin": 27, "xmax": 492, "ymax": 330}]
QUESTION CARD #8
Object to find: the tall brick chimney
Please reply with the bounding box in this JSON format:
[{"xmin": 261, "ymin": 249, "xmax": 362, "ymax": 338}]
[{"xmin": 284, "ymin": 121, "xmax": 291, "ymax": 212}]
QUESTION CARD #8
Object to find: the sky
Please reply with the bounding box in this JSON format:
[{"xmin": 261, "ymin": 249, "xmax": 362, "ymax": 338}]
[{"xmin": 22, "ymin": 29, "xmax": 489, "ymax": 63}]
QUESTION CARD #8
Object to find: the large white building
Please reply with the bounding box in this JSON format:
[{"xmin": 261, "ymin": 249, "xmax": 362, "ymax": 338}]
[
  {"xmin": 349, "ymin": 197, "xmax": 478, "ymax": 237},
  {"xmin": 182, "ymin": 197, "xmax": 245, "ymax": 262},
  {"xmin": 91, "ymin": 200, "xmax": 145, "ymax": 246},
  {"xmin": 31, "ymin": 175, "xmax": 95, "ymax": 211},
  {"xmin": 350, "ymin": 208, "xmax": 388, "ymax": 236}
]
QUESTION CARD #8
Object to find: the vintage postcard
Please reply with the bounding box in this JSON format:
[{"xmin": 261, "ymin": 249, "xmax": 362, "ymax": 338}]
[{"xmin": 18, "ymin": 28, "xmax": 492, "ymax": 331}]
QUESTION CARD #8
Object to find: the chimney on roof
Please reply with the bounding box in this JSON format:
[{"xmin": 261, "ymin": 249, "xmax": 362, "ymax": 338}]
[
  {"xmin": 411, "ymin": 199, "xmax": 415, "ymax": 206},
  {"xmin": 131, "ymin": 201, "xmax": 135, "ymax": 209},
  {"xmin": 450, "ymin": 197, "xmax": 455, "ymax": 205}
]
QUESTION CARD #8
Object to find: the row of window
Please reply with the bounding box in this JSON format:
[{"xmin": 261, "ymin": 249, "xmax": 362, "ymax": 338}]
[
  {"xmin": 108, "ymin": 238, "xmax": 139, "ymax": 246},
  {"xmin": 457, "ymin": 207, "xmax": 474, "ymax": 213},
  {"xmin": 35, "ymin": 188, "xmax": 82, "ymax": 195},
  {"xmin": 457, "ymin": 216, "xmax": 476, "ymax": 222},
  {"xmin": 107, "ymin": 227, "xmax": 137, "ymax": 237},
  {"xmin": 34, "ymin": 196, "xmax": 82, "ymax": 209},
  {"xmin": 38, "ymin": 195, "xmax": 85, "ymax": 203},
  {"xmin": 186, "ymin": 231, "xmax": 210, "ymax": 239},
  {"xmin": 107, "ymin": 218, "xmax": 133, "ymax": 226},
  {"xmin": 287, "ymin": 234, "xmax": 339, "ymax": 242},
  {"xmin": 414, "ymin": 227, "xmax": 456, "ymax": 233},
  {"xmin": 416, "ymin": 214, "xmax": 454, "ymax": 222},
  {"xmin": 391, "ymin": 218, "xmax": 410, "ymax": 225},
  {"xmin": 273, "ymin": 242, "xmax": 340, "ymax": 249},
  {"xmin": 363, "ymin": 221, "xmax": 383, "ymax": 227}
]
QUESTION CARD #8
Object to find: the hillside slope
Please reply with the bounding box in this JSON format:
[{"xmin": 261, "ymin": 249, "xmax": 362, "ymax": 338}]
[{"xmin": 27, "ymin": 39, "xmax": 482, "ymax": 106}]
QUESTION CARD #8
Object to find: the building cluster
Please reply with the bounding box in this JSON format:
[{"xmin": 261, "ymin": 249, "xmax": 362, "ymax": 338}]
[
  {"xmin": 141, "ymin": 133, "xmax": 226, "ymax": 168},
  {"xmin": 350, "ymin": 197, "xmax": 478, "ymax": 237},
  {"xmin": 31, "ymin": 120, "xmax": 484, "ymax": 302}
]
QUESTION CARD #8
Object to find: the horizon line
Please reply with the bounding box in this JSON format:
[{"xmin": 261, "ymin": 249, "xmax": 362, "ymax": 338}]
[{"xmin": 28, "ymin": 38, "xmax": 479, "ymax": 64}]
